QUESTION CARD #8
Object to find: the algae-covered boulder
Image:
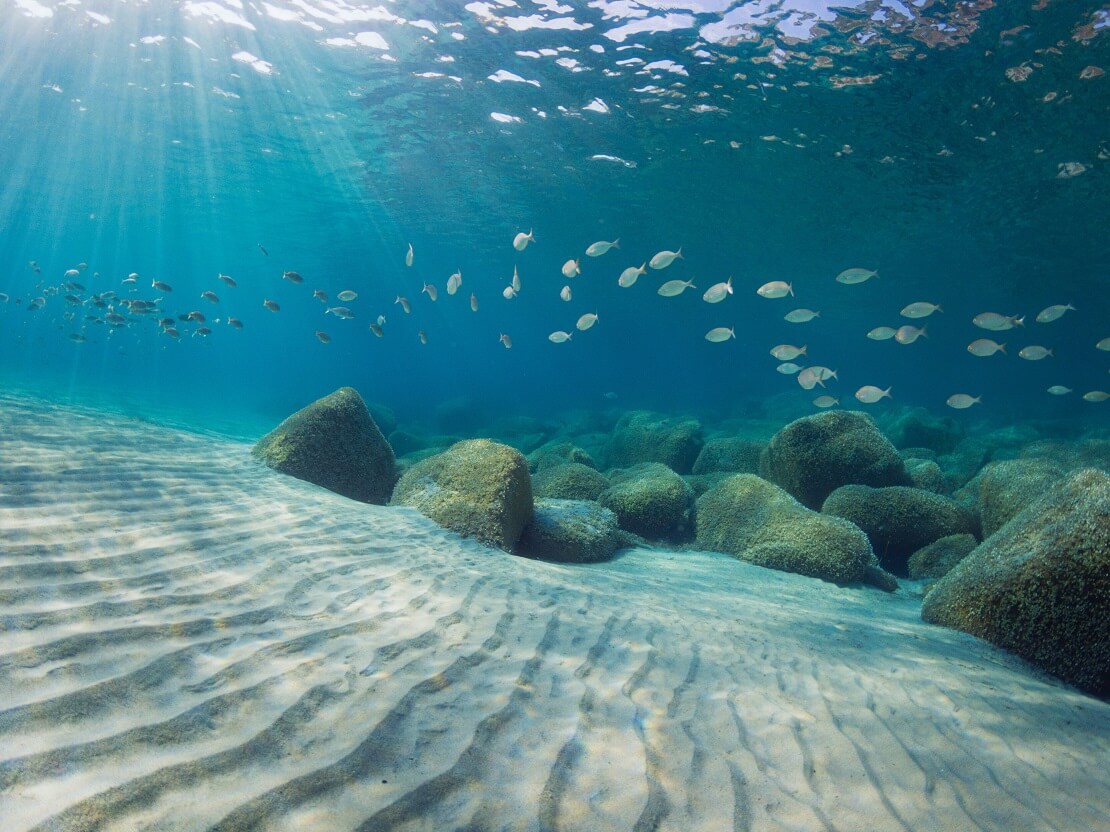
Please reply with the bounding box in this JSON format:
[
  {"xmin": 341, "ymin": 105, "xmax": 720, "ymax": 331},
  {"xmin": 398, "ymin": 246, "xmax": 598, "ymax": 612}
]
[
  {"xmin": 527, "ymin": 441, "xmax": 597, "ymax": 473},
  {"xmin": 821, "ymin": 484, "xmax": 978, "ymax": 576},
  {"xmin": 533, "ymin": 463, "xmax": 609, "ymax": 501},
  {"xmin": 390, "ymin": 439, "xmax": 533, "ymax": 550},
  {"xmin": 883, "ymin": 406, "xmax": 964, "ymax": 455},
  {"xmin": 696, "ymin": 474, "xmax": 891, "ymax": 588},
  {"xmin": 907, "ymin": 533, "xmax": 978, "ymax": 581},
  {"xmin": 906, "ymin": 458, "xmax": 946, "ymax": 494},
  {"xmin": 760, "ymin": 411, "xmax": 912, "ymax": 510},
  {"xmin": 691, "ymin": 437, "xmax": 765, "ymax": 475},
  {"xmin": 252, "ymin": 387, "xmax": 396, "ymax": 504},
  {"xmin": 517, "ymin": 499, "xmax": 626, "ymax": 563},
  {"xmin": 922, "ymin": 468, "xmax": 1110, "ymax": 698},
  {"xmin": 603, "ymin": 411, "xmax": 704, "ymax": 474},
  {"xmin": 599, "ymin": 462, "xmax": 695, "ymax": 541},
  {"xmin": 978, "ymin": 458, "xmax": 1065, "ymax": 539}
]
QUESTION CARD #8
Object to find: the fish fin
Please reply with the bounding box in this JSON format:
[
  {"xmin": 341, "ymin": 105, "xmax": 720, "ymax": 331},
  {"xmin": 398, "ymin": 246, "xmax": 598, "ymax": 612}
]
[
  {"xmin": 612, "ymin": 239, "xmax": 620, "ymax": 248},
  {"xmin": 999, "ymin": 343, "xmax": 1007, "ymax": 354}
]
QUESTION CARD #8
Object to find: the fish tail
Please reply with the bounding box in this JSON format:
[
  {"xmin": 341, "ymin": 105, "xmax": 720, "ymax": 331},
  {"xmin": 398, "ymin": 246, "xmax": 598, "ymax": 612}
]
[{"xmin": 999, "ymin": 343, "xmax": 1007, "ymax": 354}]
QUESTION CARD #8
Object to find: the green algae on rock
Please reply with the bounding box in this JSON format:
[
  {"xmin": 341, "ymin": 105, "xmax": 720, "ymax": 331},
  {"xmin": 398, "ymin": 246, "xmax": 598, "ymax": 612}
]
[
  {"xmin": 599, "ymin": 462, "xmax": 695, "ymax": 541},
  {"xmin": 603, "ymin": 411, "xmax": 704, "ymax": 474},
  {"xmin": 907, "ymin": 533, "xmax": 979, "ymax": 581},
  {"xmin": 517, "ymin": 498, "xmax": 627, "ymax": 563},
  {"xmin": 922, "ymin": 468, "xmax": 1110, "ymax": 698},
  {"xmin": 532, "ymin": 462, "xmax": 609, "ymax": 501},
  {"xmin": 252, "ymin": 386, "xmax": 396, "ymax": 504},
  {"xmin": 977, "ymin": 458, "xmax": 1065, "ymax": 539},
  {"xmin": 390, "ymin": 439, "xmax": 533, "ymax": 551},
  {"xmin": 691, "ymin": 436, "xmax": 765, "ymax": 475}
]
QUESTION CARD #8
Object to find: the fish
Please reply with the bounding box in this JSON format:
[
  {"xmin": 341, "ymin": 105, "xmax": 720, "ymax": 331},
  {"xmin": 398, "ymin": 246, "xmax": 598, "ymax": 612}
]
[
  {"xmin": 68, "ymin": 333, "xmax": 87, "ymax": 343},
  {"xmin": 756, "ymin": 280, "xmax": 793, "ymax": 299},
  {"xmin": 193, "ymin": 327, "xmax": 212, "ymax": 337},
  {"xmin": 0, "ymin": 293, "xmax": 8, "ymax": 303},
  {"xmin": 500, "ymin": 332, "xmax": 513, "ymax": 349},
  {"xmin": 813, "ymin": 395, "xmax": 839, "ymax": 408},
  {"xmin": 770, "ymin": 344, "xmax": 807, "ymax": 360},
  {"xmin": 64, "ymin": 294, "xmax": 83, "ymax": 305},
  {"xmin": 967, "ymin": 338, "xmax": 1006, "ymax": 356},
  {"xmin": 1046, "ymin": 385, "xmax": 1072, "ymax": 395},
  {"xmin": 1018, "ymin": 345, "xmax": 1053, "ymax": 360},
  {"xmin": 64, "ymin": 269, "xmax": 80, "ymax": 278},
  {"xmin": 1096, "ymin": 337, "xmax": 1110, "ymax": 351},
  {"xmin": 658, "ymin": 279, "xmax": 696, "ymax": 297},
  {"xmin": 895, "ymin": 324, "xmax": 927, "ymax": 344},
  {"xmin": 776, "ymin": 362, "xmax": 802, "ymax": 375},
  {"xmin": 283, "ymin": 271, "xmax": 304, "ymax": 284},
  {"xmin": 370, "ymin": 323, "xmax": 384, "ymax": 337},
  {"xmin": 201, "ymin": 290, "xmax": 220, "ymax": 303},
  {"xmin": 703, "ymin": 277, "xmax": 733, "ymax": 304},
  {"xmin": 1083, "ymin": 391, "xmax": 1109, "ymax": 402},
  {"xmin": 315, "ymin": 331, "xmax": 331, "ymax": 344},
  {"xmin": 618, "ymin": 263, "xmax": 646, "ymax": 288},
  {"xmin": 227, "ymin": 317, "xmax": 243, "ymax": 329},
  {"xmin": 338, "ymin": 290, "xmax": 357, "ymax": 302},
  {"xmin": 512, "ymin": 266, "xmax": 521, "ymax": 293},
  {"xmin": 405, "ymin": 243, "xmax": 414, "ymax": 267},
  {"xmin": 187, "ymin": 310, "xmax": 206, "ymax": 322},
  {"xmin": 418, "ymin": 330, "xmax": 428, "ymax": 345},
  {"xmin": 76, "ymin": 262, "xmax": 88, "ymax": 270},
  {"xmin": 946, "ymin": 394, "xmax": 981, "ymax": 409},
  {"xmin": 258, "ymin": 243, "xmax": 268, "ymax": 256},
  {"xmin": 422, "ymin": 283, "xmax": 438, "ymax": 301},
  {"xmin": 901, "ymin": 302, "xmax": 942, "ymax": 318},
  {"xmin": 122, "ymin": 274, "xmax": 138, "ymax": 284},
  {"xmin": 577, "ymin": 313, "xmax": 599, "ymax": 331},
  {"xmin": 1035, "ymin": 303, "xmax": 1075, "ymax": 323},
  {"xmin": 784, "ymin": 308, "xmax": 820, "ymax": 323},
  {"xmin": 548, "ymin": 330, "xmax": 573, "ymax": 343},
  {"xmin": 470, "ymin": 293, "xmax": 479, "ymax": 312},
  {"xmin": 867, "ymin": 326, "xmax": 897, "ymax": 341},
  {"xmin": 447, "ymin": 271, "xmax": 462, "ymax": 295},
  {"xmin": 263, "ymin": 299, "xmax": 280, "ymax": 312},
  {"xmin": 313, "ymin": 290, "xmax": 329, "ymax": 303},
  {"xmin": 649, "ymin": 249, "xmax": 682, "ymax": 270},
  {"xmin": 64, "ymin": 281, "xmax": 85, "ymax": 291},
  {"xmin": 796, "ymin": 366, "xmax": 832, "ymax": 390},
  {"xmin": 560, "ymin": 285, "xmax": 572, "ymax": 302},
  {"xmin": 855, "ymin": 385, "xmax": 892, "ymax": 404},
  {"xmin": 513, "ymin": 229, "xmax": 534, "ymax": 251},
  {"xmin": 705, "ymin": 327, "xmax": 735, "ymax": 343},
  {"xmin": 835, "ymin": 267, "xmax": 877, "ymax": 285},
  {"xmin": 503, "ymin": 286, "xmax": 517, "ymax": 300},
  {"xmin": 326, "ymin": 306, "xmax": 354, "ymax": 319},
  {"xmin": 218, "ymin": 273, "xmax": 237, "ymax": 287},
  {"xmin": 972, "ymin": 312, "xmax": 1024, "ymax": 331},
  {"xmin": 562, "ymin": 259, "xmax": 580, "ymax": 278},
  {"xmin": 377, "ymin": 315, "xmax": 386, "ymax": 326},
  {"xmin": 395, "ymin": 296, "xmax": 411, "ymax": 313},
  {"xmin": 164, "ymin": 327, "xmax": 180, "ymax": 338},
  {"xmin": 585, "ymin": 239, "xmax": 619, "ymax": 257}
]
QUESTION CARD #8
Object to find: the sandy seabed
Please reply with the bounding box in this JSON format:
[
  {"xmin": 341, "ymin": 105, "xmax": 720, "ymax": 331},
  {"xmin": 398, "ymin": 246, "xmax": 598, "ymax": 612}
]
[{"xmin": 0, "ymin": 393, "xmax": 1107, "ymax": 832}]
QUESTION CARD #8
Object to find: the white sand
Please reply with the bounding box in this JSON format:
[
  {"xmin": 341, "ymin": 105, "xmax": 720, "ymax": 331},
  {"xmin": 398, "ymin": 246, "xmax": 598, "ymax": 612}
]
[{"xmin": 0, "ymin": 393, "xmax": 1107, "ymax": 831}]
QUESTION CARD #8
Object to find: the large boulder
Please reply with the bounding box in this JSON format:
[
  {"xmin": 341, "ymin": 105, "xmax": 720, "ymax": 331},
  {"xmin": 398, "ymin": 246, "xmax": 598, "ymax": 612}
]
[
  {"xmin": 978, "ymin": 459, "xmax": 1066, "ymax": 539},
  {"xmin": 696, "ymin": 474, "xmax": 892, "ymax": 588},
  {"xmin": 905, "ymin": 458, "xmax": 946, "ymax": 494},
  {"xmin": 517, "ymin": 499, "xmax": 626, "ymax": 563},
  {"xmin": 821, "ymin": 485, "xmax": 979, "ymax": 576},
  {"xmin": 922, "ymin": 468, "xmax": 1110, "ymax": 698},
  {"xmin": 883, "ymin": 406, "xmax": 964, "ymax": 455},
  {"xmin": 760, "ymin": 411, "xmax": 913, "ymax": 510},
  {"xmin": 533, "ymin": 463, "xmax": 609, "ymax": 501},
  {"xmin": 253, "ymin": 387, "xmax": 396, "ymax": 504},
  {"xmin": 603, "ymin": 411, "xmax": 704, "ymax": 474},
  {"xmin": 907, "ymin": 533, "xmax": 978, "ymax": 581},
  {"xmin": 527, "ymin": 441, "xmax": 597, "ymax": 473},
  {"xmin": 390, "ymin": 439, "xmax": 533, "ymax": 550},
  {"xmin": 599, "ymin": 463, "xmax": 695, "ymax": 541},
  {"xmin": 691, "ymin": 437, "xmax": 765, "ymax": 475}
]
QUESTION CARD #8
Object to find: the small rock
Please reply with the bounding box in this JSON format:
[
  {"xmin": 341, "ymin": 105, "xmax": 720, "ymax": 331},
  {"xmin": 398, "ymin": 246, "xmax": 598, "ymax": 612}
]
[{"xmin": 517, "ymin": 499, "xmax": 626, "ymax": 563}]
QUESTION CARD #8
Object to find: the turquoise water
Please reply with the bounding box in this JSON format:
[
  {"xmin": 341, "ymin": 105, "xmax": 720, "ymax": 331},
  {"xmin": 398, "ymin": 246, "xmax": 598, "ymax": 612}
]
[{"xmin": 0, "ymin": 0, "xmax": 1107, "ymax": 433}]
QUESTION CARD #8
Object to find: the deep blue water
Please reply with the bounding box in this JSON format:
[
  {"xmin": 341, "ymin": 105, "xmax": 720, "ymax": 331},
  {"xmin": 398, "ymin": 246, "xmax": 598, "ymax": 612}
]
[{"xmin": 1, "ymin": 0, "xmax": 1107, "ymax": 437}]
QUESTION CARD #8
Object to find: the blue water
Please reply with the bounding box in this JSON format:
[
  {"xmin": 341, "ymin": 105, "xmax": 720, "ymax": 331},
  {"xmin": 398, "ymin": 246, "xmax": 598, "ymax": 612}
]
[{"xmin": 1, "ymin": 0, "xmax": 1108, "ymax": 435}]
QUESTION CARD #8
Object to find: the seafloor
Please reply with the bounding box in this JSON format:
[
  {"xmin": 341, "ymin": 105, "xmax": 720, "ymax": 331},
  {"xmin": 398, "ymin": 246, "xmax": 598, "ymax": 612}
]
[{"xmin": 1, "ymin": 392, "xmax": 1108, "ymax": 831}]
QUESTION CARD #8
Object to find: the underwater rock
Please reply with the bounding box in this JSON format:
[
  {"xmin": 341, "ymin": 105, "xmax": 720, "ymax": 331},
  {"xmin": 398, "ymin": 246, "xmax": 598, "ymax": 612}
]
[
  {"xmin": 696, "ymin": 474, "xmax": 891, "ymax": 589},
  {"xmin": 978, "ymin": 458, "xmax": 1065, "ymax": 539},
  {"xmin": 760, "ymin": 411, "xmax": 912, "ymax": 510},
  {"xmin": 921, "ymin": 468, "xmax": 1110, "ymax": 698},
  {"xmin": 599, "ymin": 462, "xmax": 695, "ymax": 541},
  {"xmin": 532, "ymin": 463, "xmax": 609, "ymax": 501},
  {"xmin": 603, "ymin": 411, "xmax": 704, "ymax": 474},
  {"xmin": 905, "ymin": 458, "xmax": 947, "ymax": 493},
  {"xmin": 389, "ymin": 439, "xmax": 533, "ymax": 551},
  {"xmin": 527, "ymin": 440, "xmax": 598, "ymax": 473},
  {"xmin": 907, "ymin": 533, "xmax": 979, "ymax": 581},
  {"xmin": 516, "ymin": 499, "xmax": 626, "ymax": 563},
  {"xmin": 252, "ymin": 386, "xmax": 396, "ymax": 504},
  {"xmin": 882, "ymin": 406, "xmax": 964, "ymax": 455},
  {"xmin": 365, "ymin": 402, "xmax": 398, "ymax": 437},
  {"xmin": 691, "ymin": 437, "xmax": 765, "ymax": 475},
  {"xmin": 822, "ymin": 484, "xmax": 978, "ymax": 575},
  {"xmin": 683, "ymin": 472, "xmax": 734, "ymax": 498}
]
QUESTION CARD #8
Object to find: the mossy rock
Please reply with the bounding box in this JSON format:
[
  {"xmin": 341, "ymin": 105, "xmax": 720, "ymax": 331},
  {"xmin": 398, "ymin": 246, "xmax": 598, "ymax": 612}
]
[
  {"xmin": 906, "ymin": 458, "xmax": 946, "ymax": 494},
  {"xmin": 883, "ymin": 406, "xmax": 964, "ymax": 455},
  {"xmin": 599, "ymin": 462, "xmax": 695, "ymax": 541},
  {"xmin": 922, "ymin": 468, "xmax": 1110, "ymax": 698},
  {"xmin": 516, "ymin": 499, "xmax": 626, "ymax": 563},
  {"xmin": 533, "ymin": 463, "xmax": 609, "ymax": 501},
  {"xmin": 760, "ymin": 411, "xmax": 912, "ymax": 510},
  {"xmin": 691, "ymin": 437, "xmax": 765, "ymax": 475},
  {"xmin": 390, "ymin": 439, "xmax": 533, "ymax": 550},
  {"xmin": 527, "ymin": 441, "xmax": 597, "ymax": 473},
  {"xmin": 978, "ymin": 458, "xmax": 1065, "ymax": 539},
  {"xmin": 822, "ymin": 484, "xmax": 978, "ymax": 576},
  {"xmin": 907, "ymin": 533, "xmax": 978, "ymax": 581},
  {"xmin": 252, "ymin": 386, "xmax": 396, "ymax": 504},
  {"xmin": 603, "ymin": 411, "xmax": 704, "ymax": 474},
  {"xmin": 696, "ymin": 474, "xmax": 892, "ymax": 589}
]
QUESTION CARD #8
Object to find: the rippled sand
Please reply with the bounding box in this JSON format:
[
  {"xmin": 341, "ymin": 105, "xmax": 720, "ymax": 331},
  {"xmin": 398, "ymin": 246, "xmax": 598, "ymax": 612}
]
[{"xmin": 1, "ymin": 394, "xmax": 1107, "ymax": 832}]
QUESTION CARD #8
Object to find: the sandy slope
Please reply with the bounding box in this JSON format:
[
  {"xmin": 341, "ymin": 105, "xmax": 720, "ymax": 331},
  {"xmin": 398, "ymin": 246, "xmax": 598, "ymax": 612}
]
[{"xmin": 0, "ymin": 394, "xmax": 1107, "ymax": 832}]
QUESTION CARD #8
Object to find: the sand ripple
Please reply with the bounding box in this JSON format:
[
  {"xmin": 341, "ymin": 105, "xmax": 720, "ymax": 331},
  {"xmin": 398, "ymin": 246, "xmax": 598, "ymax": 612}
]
[{"xmin": 0, "ymin": 394, "xmax": 1107, "ymax": 831}]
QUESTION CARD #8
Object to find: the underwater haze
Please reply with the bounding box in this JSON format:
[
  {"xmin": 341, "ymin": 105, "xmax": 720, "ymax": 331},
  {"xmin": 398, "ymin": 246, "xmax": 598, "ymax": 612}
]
[{"xmin": 1, "ymin": 0, "xmax": 1108, "ymax": 432}]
